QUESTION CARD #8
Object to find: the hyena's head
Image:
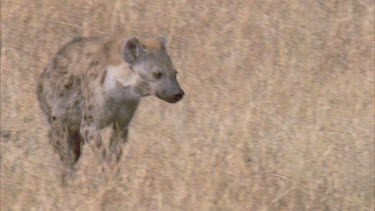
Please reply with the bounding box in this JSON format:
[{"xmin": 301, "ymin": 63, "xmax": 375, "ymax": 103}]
[{"xmin": 122, "ymin": 37, "xmax": 184, "ymax": 103}]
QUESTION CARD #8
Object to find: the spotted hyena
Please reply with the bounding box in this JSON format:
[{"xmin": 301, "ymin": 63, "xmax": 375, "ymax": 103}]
[{"xmin": 37, "ymin": 34, "xmax": 184, "ymax": 179}]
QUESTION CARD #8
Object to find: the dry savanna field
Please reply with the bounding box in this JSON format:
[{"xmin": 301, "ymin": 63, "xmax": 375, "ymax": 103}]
[{"xmin": 1, "ymin": 0, "xmax": 374, "ymax": 210}]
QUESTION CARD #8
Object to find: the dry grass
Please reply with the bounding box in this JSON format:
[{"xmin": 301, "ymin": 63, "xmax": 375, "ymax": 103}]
[{"xmin": 1, "ymin": 0, "xmax": 374, "ymax": 210}]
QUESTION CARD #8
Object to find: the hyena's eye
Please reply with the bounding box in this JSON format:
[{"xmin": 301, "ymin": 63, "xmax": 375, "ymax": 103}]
[{"xmin": 153, "ymin": 72, "xmax": 163, "ymax": 79}]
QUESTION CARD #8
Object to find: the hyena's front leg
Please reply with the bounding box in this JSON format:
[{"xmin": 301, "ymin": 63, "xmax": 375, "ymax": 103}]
[
  {"xmin": 80, "ymin": 102, "xmax": 106, "ymax": 164},
  {"xmin": 80, "ymin": 123, "xmax": 107, "ymax": 164},
  {"xmin": 80, "ymin": 85, "xmax": 107, "ymax": 165},
  {"xmin": 108, "ymin": 122, "xmax": 129, "ymax": 164}
]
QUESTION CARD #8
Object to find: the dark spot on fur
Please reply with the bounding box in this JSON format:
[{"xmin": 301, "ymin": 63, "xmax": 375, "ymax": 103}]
[
  {"xmin": 90, "ymin": 72, "xmax": 98, "ymax": 78},
  {"xmin": 88, "ymin": 105, "xmax": 93, "ymax": 111},
  {"xmin": 85, "ymin": 130, "xmax": 89, "ymax": 137},
  {"xmin": 55, "ymin": 131, "xmax": 62, "ymax": 137},
  {"xmin": 103, "ymin": 45, "xmax": 110, "ymax": 56},
  {"xmin": 96, "ymin": 141, "xmax": 102, "ymax": 148},
  {"xmin": 64, "ymin": 82, "xmax": 73, "ymax": 89},
  {"xmin": 100, "ymin": 70, "xmax": 107, "ymax": 85},
  {"xmin": 71, "ymin": 36, "xmax": 83, "ymax": 43},
  {"xmin": 89, "ymin": 135, "xmax": 94, "ymax": 140},
  {"xmin": 1, "ymin": 130, "xmax": 11, "ymax": 140},
  {"xmin": 63, "ymin": 75, "xmax": 74, "ymax": 89},
  {"xmin": 52, "ymin": 116, "xmax": 57, "ymax": 121},
  {"xmin": 90, "ymin": 60, "xmax": 99, "ymax": 67},
  {"xmin": 57, "ymin": 45, "xmax": 67, "ymax": 56}
]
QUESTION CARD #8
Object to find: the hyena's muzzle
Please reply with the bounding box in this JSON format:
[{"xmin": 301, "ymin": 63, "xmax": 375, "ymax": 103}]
[{"xmin": 155, "ymin": 77, "xmax": 185, "ymax": 103}]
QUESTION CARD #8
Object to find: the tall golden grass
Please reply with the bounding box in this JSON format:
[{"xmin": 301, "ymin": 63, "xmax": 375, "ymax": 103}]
[{"xmin": 1, "ymin": 0, "xmax": 374, "ymax": 210}]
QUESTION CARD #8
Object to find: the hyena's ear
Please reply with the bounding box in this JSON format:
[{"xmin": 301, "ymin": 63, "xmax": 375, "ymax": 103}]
[
  {"xmin": 123, "ymin": 37, "xmax": 146, "ymax": 64},
  {"xmin": 158, "ymin": 37, "xmax": 167, "ymax": 49}
]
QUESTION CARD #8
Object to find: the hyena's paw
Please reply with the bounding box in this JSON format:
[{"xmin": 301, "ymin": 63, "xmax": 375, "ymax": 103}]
[
  {"xmin": 99, "ymin": 163, "xmax": 120, "ymax": 184},
  {"xmin": 61, "ymin": 168, "xmax": 78, "ymax": 186},
  {"xmin": 101, "ymin": 160, "xmax": 117, "ymax": 173}
]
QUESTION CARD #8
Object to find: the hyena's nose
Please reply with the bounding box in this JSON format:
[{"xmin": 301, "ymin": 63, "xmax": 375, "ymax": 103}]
[{"xmin": 174, "ymin": 90, "xmax": 185, "ymax": 101}]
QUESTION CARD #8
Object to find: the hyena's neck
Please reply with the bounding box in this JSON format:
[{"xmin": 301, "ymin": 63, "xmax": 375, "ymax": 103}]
[{"xmin": 103, "ymin": 63, "xmax": 144, "ymax": 101}]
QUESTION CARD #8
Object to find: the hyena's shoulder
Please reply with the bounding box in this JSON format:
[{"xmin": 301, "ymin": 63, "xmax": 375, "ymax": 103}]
[{"xmin": 47, "ymin": 36, "xmax": 105, "ymax": 75}]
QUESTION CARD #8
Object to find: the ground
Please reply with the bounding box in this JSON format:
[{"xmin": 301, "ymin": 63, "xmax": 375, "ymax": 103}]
[{"xmin": 1, "ymin": 0, "xmax": 374, "ymax": 210}]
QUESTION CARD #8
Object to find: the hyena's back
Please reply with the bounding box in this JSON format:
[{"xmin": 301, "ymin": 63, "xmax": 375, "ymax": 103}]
[{"xmin": 37, "ymin": 36, "xmax": 103, "ymax": 126}]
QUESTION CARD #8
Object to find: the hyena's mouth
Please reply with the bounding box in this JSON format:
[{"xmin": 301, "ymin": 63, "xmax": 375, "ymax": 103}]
[
  {"xmin": 137, "ymin": 82, "xmax": 152, "ymax": 96},
  {"xmin": 156, "ymin": 92, "xmax": 184, "ymax": 104}
]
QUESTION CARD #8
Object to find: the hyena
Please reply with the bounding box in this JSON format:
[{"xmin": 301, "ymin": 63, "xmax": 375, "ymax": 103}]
[{"xmin": 37, "ymin": 34, "xmax": 184, "ymax": 180}]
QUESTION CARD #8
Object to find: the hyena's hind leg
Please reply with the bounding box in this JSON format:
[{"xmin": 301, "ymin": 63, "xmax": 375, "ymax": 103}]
[
  {"xmin": 48, "ymin": 117, "xmax": 82, "ymax": 184},
  {"xmin": 67, "ymin": 128, "xmax": 83, "ymax": 164}
]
